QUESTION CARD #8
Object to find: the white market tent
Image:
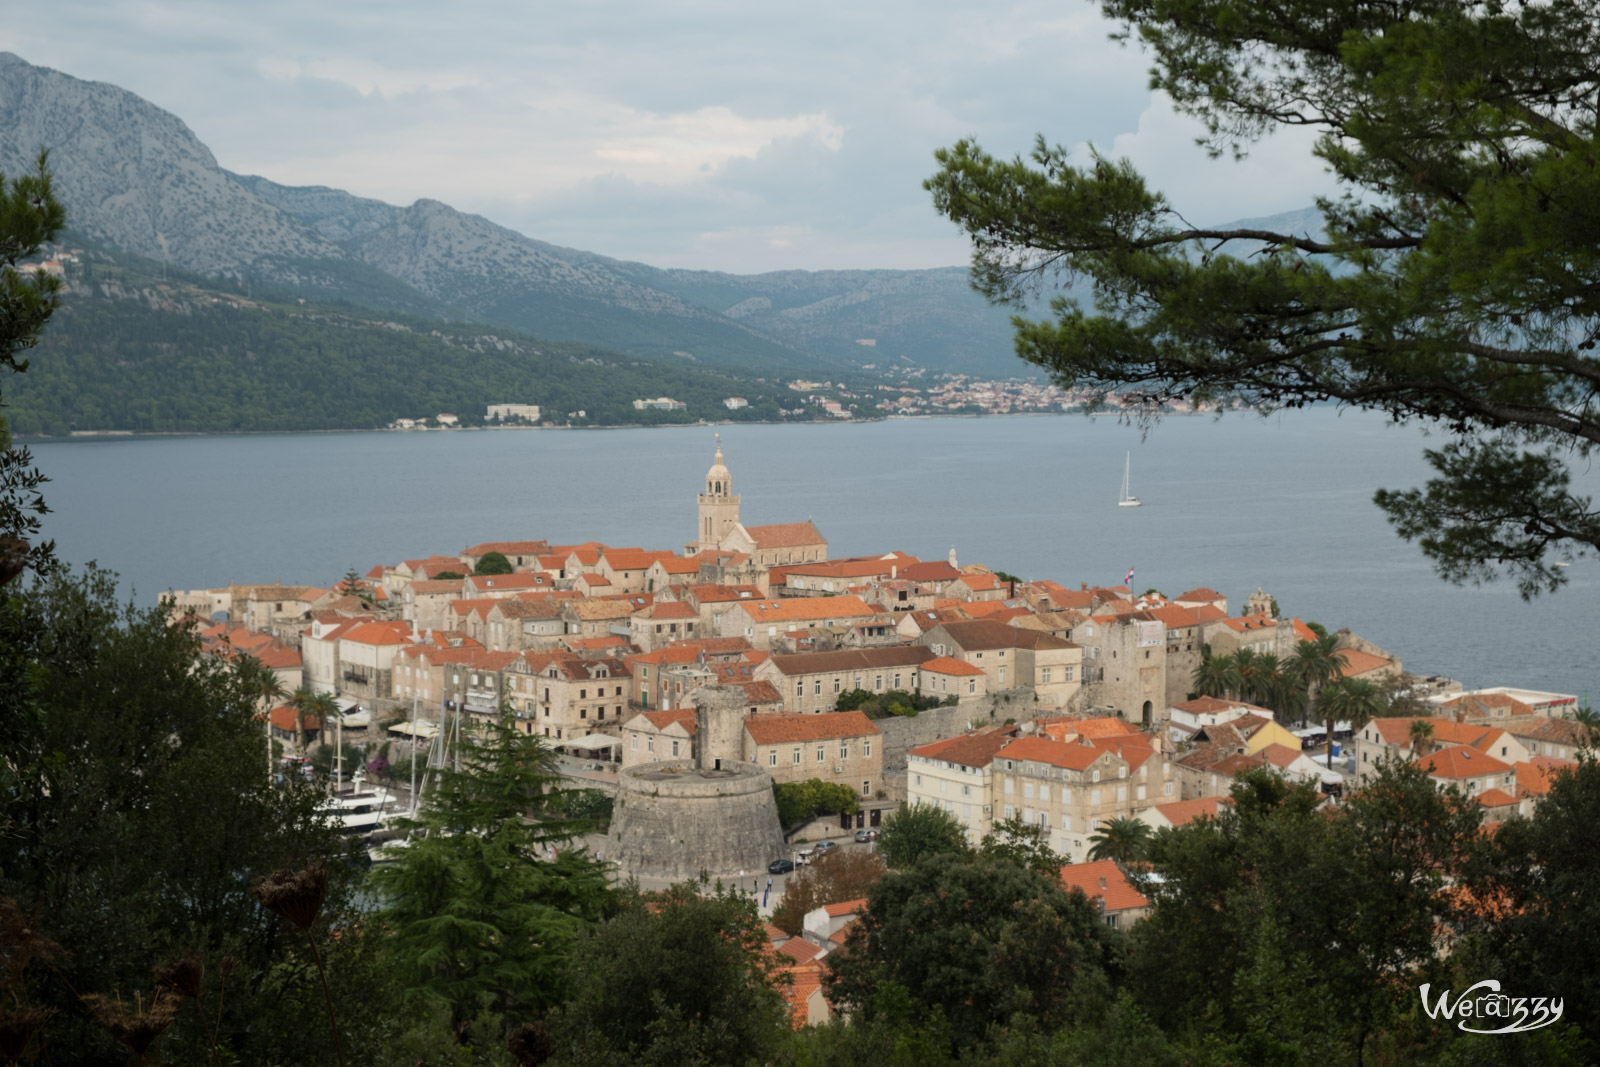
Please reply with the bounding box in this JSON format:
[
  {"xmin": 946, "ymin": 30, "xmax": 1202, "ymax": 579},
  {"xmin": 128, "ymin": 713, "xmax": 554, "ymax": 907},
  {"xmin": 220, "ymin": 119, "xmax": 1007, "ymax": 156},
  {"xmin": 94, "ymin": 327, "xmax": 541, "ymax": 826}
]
[
  {"xmin": 557, "ymin": 733, "xmax": 622, "ymax": 750},
  {"xmin": 388, "ymin": 720, "xmax": 440, "ymax": 739}
]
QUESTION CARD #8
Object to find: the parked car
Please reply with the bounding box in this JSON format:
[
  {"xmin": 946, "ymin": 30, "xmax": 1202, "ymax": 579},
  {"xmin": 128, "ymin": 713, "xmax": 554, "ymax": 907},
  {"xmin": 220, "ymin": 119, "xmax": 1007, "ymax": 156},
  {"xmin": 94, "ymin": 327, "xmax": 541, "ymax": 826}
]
[
  {"xmin": 854, "ymin": 829, "xmax": 876, "ymax": 843},
  {"xmin": 767, "ymin": 858, "xmax": 796, "ymax": 875},
  {"xmin": 813, "ymin": 840, "xmax": 837, "ymax": 854}
]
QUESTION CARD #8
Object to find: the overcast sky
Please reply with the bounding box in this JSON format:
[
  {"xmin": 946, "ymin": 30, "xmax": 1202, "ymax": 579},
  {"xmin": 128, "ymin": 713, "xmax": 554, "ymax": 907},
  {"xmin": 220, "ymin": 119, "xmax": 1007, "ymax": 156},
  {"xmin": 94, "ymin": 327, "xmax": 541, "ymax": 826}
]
[{"xmin": 6, "ymin": 1, "xmax": 1338, "ymax": 273}]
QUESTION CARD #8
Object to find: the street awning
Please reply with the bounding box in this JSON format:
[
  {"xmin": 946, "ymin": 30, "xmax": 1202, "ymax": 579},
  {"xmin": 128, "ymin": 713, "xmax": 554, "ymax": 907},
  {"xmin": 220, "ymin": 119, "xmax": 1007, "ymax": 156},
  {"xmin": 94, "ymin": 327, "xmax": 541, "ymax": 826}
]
[
  {"xmin": 557, "ymin": 733, "xmax": 622, "ymax": 750},
  {"xmin": 388, "ymin": 720, "xmax": 440, "ymax": 739}
]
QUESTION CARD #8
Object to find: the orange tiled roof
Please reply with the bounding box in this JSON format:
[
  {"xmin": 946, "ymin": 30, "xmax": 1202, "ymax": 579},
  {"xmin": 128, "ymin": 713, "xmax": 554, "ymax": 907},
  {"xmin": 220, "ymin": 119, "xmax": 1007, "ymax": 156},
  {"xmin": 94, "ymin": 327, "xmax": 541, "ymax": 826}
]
[
  {"xmin": 744, "ymin": 521, "xmax": 826, "ymax": 549},
  {"xmin": 638, "ymin": 709, "xmax": 697, "ymax": 733},
  {"xmin": 996, "ymin": 736, "xmax": 1111, "ymax": 771},
  {"xmin": 919, "ymin": 655, "xmax": 985, "ymax": 677},
  {"xmin": 776, "ymin": 937, "xmax": 822, "ymax": 963},
  {"xmin": 1336, "ymin": 648, "xmax": 1394, "ymax": 677},
  {"xmin": 1059, "ymin": 860, "xmax": 1149, "ymax": 913},
  {"xmin": 1039, "ymin": 716, "xmax": 1143, "ymax": 741},
  {"xmin": 1151, "ymin": 796, "xmax": 1229, "ymax": 826},
  {"xmin": 341, "ymin": 621, "xmax": 412, "ymax": 646},
  {"xmin": 908, "ymin": 726, "xmax": 1018, "ymax": 768},
  {"xmin": 1514, "ymin": 756, "xmax": 1574, "ymax": 796},
  {"xmin": 745, "ymin": 711, "xmax": 880, "ymax": 745},
  {"xmin": 1476, "ymin": 788, "xmax": 1520, "ymax": 808},
  {"xmin": 1176, "ymin": 587, "xmax": 1225, "ymax": 602},
  {"xmin": 822, "ymin": 898, "xmax": 867, "ymax": 917},
  {"xmin": 730, "ymin": 596, "xmax": 877, "ymax": 623},
  {"xmin": 462, "ymin": 540, "xmax": 551, "ymax": 557},
  {"xmin": 1415, "ymin": 744, "xmax": 1513, "ymax": 779}
]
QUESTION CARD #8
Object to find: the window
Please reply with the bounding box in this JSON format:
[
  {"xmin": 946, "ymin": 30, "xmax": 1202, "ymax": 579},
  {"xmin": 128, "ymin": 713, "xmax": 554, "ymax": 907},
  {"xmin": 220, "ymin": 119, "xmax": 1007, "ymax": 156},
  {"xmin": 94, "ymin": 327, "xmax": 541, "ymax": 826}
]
[
  {"xmin": 894, "ymin": 673, "xmax": 902, "ymax": 688},
  {"xmin": 833, "ymin": 678, "xmax": 841, "ymax": 693},
  {"xmin": 914, "ymin": 774, "xmax": 921, "ymax": 786},
  {"xmin": 1023, "ymin": 807, "xmax": 1034, "ymax": 822},
  {"xmin": 579, "ymin": 688, "xmax": 586, "ymax": 698},
  {"xmin": 1137, "ymin": 784, "xmax": 1146, "ymax": 800},
  {"xmin": 1064, "ymin": 667, "xmax": 1073, "ymax": 681},
  {"xmin": 1004, "ymin": 805, "xmax": 1014, "ymax": 819},
  {"xmin": 1038, "ymin": 811, "xmax": 1048, "ymax": 828},
  {"xmin": 940, "ymin": 780, "xmax": 948, "ymax": 794},
  {"xmin": 1023, "ymin": 782, "xmax": 1034, "ymax": 799},
  {"xmin": 1041, "ymin": 668, "xmax": 1052, "ymax": 684},
  {"xmin": 969, "ymin": 678, "xmax": 976, "ymax": 694},
  {"xmin": 580, "ymin": 709, "xmax": 587, "ymax": 719},
  {"xmin": 840, "ymin": 742, "xmax": 850, "ymax": 759},
  {"xmin": 671, "ymin": 740, "xmax": 680, "ymax": 757},
  {"xmin": 1092, "ymin": 769, "xmax": 1101, "ymax": 783},
  {"xmin": 1060, "ymin": 814, "xmax": 1072, "ymax": 831},
  {"xmin": 792, "ymin": 748, "xmax": 802, "ymax": 765},
  {"xmin": 863, "ymin": 780, "xmax": 872, "ymax": 796},
  {"xmin": 769, "ymin": 751, "xmax": 777, "ymax": 767},
  {"xmin": 1117, "ymin": 785, "xmax": 1127, "ymax": 803},
  {"xmin": 863, "ymin": 741, "xmax": 871, "ymax": 757},
  {"xmin": 1003, "ymin": 778, "xmax": 1014, "ymax": 794},
  {"xmin": 1039, "ymin": 784, "xmax": 1049, "ymax": 802},
  {"xmin": 998, "ymin": 666, "xmax": 1007, "ymax": 684},
  {"xmin": 817, "ymin": 746, "xmax": 826, "ymax": 763},
  {"xmin": 962, "ymin": 804, "xmax": 971, "ymax": 817},
  {"xmin": 875, "ymin": 674, "xmax": 883, "ymax": 690},
  {"xmin": 615, "ymin": 686, "xmax": 622, "ymax": 696},
  {"xmin": 796, "ymin": 680, "xmax": 803, "ymax": 697},
  {"xmin": 631, "ymin": 735, "xmax": 638, "ymax": 751},
  {"xmin": 962, "ymin": 784, "xmax": 971, "ymax": 797},
  {"xmin": 1163, "ymin": 782, "xmax": 1174, "ymax": 796},
  {"xmin": 646, "ymin": 737, "xmax": 654, "ymax": 753},
  {"xmin": 1091, "ymin": 789, "xmax": 1101, "ymax": 806},
  {"xmin": 815, "ymin": 680, "xmax": 822, "ymax": 695}
]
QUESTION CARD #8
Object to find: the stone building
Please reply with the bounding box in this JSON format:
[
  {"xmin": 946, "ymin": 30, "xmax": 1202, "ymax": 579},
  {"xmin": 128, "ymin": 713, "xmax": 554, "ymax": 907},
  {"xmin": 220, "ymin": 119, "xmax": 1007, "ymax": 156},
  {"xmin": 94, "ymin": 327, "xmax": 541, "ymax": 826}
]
[
  {"xmin": 906, "ymin": 726, "xmax": 1020, "ymax": 842},
  {"xmin": 743, "ymin": 711, "xmax": 883, "ymax": 798},
  {"xmin": 715, "ymin": 596, "xmax": 877, "ymax": 651},
  {"xmin": 991, "ymin": 734, "xmax": 1171, "ymax": 863},
  {"xmin": 1071, "ymin": 614, "xmax": 1167, "ymax": 725},
  {"xmin": 628, "ymin": 600, "xmax": 703, "ymax": 652},
  {"xmin": 501, "ymin": 652, "xmax": 631, "ymax": 742},
  {"xmin": 622, "ymin": 708, "xmax": 697, "ymax": 766},
  {"xmin": 688, "ymin": 439, "xmax": 829, "ymax": 566},
  {"xmin": 754, "ymin": 647, "xmax": 938, "ymax": 714},
  {"xmin": 917, "ymin": 620, "xmax": 1083, "ymax": 709}
]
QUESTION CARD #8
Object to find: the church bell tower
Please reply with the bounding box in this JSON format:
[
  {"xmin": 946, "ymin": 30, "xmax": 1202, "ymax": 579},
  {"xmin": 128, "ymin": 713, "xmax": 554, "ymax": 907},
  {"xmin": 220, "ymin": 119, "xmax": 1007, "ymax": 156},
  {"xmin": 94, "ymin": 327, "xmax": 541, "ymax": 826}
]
[{"xmin": 697, "ymin": 435, "xmax": 741, "ymax": 552}]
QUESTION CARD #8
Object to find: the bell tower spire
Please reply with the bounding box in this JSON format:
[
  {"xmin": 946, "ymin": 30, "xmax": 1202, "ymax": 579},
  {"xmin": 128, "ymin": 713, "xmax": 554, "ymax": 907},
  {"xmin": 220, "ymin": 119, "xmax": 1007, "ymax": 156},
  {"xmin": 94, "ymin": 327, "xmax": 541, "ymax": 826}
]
[{"xmin": 697, "ymin": 434, "xmax": 741, "ymax": 552}]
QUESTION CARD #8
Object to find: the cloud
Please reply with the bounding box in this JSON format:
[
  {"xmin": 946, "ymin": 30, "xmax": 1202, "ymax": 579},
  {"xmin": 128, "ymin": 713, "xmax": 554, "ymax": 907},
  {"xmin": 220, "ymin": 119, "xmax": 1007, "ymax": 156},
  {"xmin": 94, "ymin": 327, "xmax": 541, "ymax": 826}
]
[{"xmin": 0, "ymin": 0, "xmax": 1341, "ymax": 272}]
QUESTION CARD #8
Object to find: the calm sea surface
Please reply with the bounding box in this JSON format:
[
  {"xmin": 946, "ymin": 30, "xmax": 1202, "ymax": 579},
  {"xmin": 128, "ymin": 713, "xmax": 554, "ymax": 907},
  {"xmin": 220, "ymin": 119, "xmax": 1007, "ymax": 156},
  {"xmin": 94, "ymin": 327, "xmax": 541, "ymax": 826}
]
[{"xmin": 28, "ymin": 409, "xmax": 1600, "ymax": 698}]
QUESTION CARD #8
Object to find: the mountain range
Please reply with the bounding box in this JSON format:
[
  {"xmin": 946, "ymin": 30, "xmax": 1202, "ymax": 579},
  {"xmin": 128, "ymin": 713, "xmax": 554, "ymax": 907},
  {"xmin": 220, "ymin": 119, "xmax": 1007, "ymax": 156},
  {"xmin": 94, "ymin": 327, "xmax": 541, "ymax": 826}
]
[{"xmin": 0, "ymin": 51, "xmax": 1034, "ymax": 378}]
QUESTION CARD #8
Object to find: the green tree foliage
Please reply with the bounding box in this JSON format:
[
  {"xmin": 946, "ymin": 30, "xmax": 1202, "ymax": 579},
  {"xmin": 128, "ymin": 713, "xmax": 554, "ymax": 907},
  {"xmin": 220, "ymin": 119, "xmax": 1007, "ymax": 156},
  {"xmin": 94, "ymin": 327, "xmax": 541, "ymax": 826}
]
[
  {"xmin": 0, "ymin": 565, "xmax": 383, "ymax": 1063},
  {"xmin": 550, "ymin": 884, "xmax": 790, "ymax": 1066},
  {"xmin": 875, "ymin": 803, "xmax": 971, "ymax": 869},
  {"xmin": 9, "ymin": 244, "xmax": 805, "ymax": 436},
  {"xmin": 979, "ymin": 815, "xmax": 1064, "ymax": 876},
  {"xmin": 1087, "ymin": 816, "xmax": 1155, "ymax": 865},
  {"xmin": 834, "ymin": 688, "xmax": 949, "ymax": 718},
  {"xmin": 1315, "ymin": 676, "xmax": 1386, "ymax": 767},
  {"xmin": 770, "ymin": 848, "xmax": 886, "ymax": 935},
  {"xmin": 927, "ymin": 0, "xmax": 1600, "ymax": 597},
  {"xmin": 1124, "ymin": 763, "xmax": 1483, "ymax": 1059},
  {"xmin": 825, "ymin": 854, "xmax": 1111, "ymax": 1050},
  {"xmin": 373, "ymin": 714, "xmax": 612, "ymax": 1035},
  {"xmin": 0, "ymin": 153, "xmax": 66, "ymax": 582},
  {"xmin": 773, "ymin": 778, "xmax": 861, "ymax": 829},
  {"xmin": 473, "ymin": 551, "xmax": 514, "ymax": 575},
  {"xmin": 1465, "ymin": 758, "xmax": 1600, "ymax": 1039}
]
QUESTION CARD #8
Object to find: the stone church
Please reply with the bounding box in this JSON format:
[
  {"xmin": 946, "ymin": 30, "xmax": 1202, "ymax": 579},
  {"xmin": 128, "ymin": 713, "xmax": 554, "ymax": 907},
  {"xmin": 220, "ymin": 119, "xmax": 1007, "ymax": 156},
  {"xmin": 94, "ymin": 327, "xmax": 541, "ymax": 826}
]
[{"xmin": 688, "ymin": 438, "xmax": 829, "ymax": 566}]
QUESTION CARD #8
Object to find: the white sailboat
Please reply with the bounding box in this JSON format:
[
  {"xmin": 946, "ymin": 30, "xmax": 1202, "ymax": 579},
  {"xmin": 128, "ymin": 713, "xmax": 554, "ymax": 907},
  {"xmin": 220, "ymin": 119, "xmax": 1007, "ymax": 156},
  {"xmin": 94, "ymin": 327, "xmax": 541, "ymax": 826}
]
[{"xmin": 1118, "ymin": 452, "xmax": 1142, "ymax": 508}]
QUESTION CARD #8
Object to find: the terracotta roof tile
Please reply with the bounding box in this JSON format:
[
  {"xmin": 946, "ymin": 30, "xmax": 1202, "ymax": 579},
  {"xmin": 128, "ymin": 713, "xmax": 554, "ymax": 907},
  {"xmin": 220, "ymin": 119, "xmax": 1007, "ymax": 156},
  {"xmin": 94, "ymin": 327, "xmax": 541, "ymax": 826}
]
[
  {"xmin": 1415, "ymin": 744, "xmax": 1513, "ymax": 779},
  {"xmin": 822, "ymin": 898, "xmax": 867, "ymax": 917},
  {"xmin": 929, "ymin": 619, "xmax": 1075, "ymax": 651},
  {"xmin": 745, "ymin": 712, "xmax": 880, "ymax": 745},
  {"xmin": 919, "ymin": 655, "xmax": 985, "ymax": 677},
  {"xmin": 1058, "ymin": 860, "xmax": 1149, "ymax": 912},
  {"xmin": 767, "ymin": 646, "xmax": 934, "ymax": 676},
  {"xmin": 997, "ymin": 736, "xmax": 1112, "ymax": 771},
  {"xmin": 1336, "ymin": 648, "xmax": 1394, "ymax": 677},
  {"xmin": 744, "ymin": 521, "xmax": 826, "ymax": 549},
  {"xmin": 908, "ymin": 726, "xmax": 1018, "ymax": 768},
  {"xmin": 1151, "ymin": 796, "xmax": 1229, "ymax": 826}
]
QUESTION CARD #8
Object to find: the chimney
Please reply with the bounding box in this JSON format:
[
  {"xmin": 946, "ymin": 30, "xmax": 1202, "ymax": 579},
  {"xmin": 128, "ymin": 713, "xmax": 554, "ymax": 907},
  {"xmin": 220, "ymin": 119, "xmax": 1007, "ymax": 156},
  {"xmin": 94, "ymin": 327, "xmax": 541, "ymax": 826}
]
[{"xmin": 1098, "ymin": 876, "xmax": 1108, "ymax": 890}]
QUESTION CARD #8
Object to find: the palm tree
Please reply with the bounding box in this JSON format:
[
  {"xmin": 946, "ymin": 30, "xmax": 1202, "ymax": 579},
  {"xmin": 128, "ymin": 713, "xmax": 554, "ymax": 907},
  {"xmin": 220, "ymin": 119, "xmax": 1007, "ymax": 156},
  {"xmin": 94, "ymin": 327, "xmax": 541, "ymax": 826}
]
[
  {"xmin": 1315, "ymin": 677, "xmax": 1385, "ymax": 768},
  {"xmin": 1290, "ymin": 634, "xmax": 1349, "ymax": 725},
  {"xmin": 1191, "ymin": 647, "xmax": 1238, "ymax": 700},
  {"xmin": 1246, "ymin": 652, "xmax": 1283, "ymax": 709},
  {"xmin": 1408, "ymin": 719, "xmax": 1435, "ymax": 758},
  {"xmin": 1233, "ymin": 648, "xmax": 1261, "ymax": 704},
  {"xmin": 287, "ymin": 685, "xmax": 324, "ymax": 752},
  {"xmin": 307, "ymin": 691, "xmax": 339, "ymax": 751},
  {"xmin": 1087, "ymin": 816, "xmax": 1154, "ymax": 865}
]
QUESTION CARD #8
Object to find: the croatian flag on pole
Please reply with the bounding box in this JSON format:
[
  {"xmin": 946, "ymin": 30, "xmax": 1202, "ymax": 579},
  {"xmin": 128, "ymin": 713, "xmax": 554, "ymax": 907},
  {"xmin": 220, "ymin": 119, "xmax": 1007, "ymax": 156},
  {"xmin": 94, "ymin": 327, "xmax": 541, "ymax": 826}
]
[{"xmin": 1125, "ymin": 567, "xmax": 1135, "ymax": 587}]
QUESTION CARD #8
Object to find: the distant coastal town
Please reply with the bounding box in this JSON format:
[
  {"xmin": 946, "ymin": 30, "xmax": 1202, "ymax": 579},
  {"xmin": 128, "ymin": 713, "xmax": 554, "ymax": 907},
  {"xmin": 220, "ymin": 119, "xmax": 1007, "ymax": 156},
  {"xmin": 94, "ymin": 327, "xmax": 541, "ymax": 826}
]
[{"xmin": 175, "ymin": 439, "xmax": 1586, "ymax": 979}]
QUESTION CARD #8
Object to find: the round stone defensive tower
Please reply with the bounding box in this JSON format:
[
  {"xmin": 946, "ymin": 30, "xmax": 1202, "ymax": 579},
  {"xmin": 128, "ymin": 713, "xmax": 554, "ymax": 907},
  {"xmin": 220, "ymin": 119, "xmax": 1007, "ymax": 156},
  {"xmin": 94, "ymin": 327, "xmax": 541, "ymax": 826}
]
[{"xmin": 607, "ymin": 759, "xmax": 785, "ymax": 883}]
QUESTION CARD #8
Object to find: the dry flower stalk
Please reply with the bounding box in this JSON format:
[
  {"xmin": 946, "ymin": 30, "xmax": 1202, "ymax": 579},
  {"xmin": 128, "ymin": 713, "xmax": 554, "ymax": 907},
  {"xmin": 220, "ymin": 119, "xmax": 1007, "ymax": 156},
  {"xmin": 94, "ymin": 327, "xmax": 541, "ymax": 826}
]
[
  {"xmin": 81, "ymin": 990, "xmax": 179, "ymax": 1063},
  {"xmin": 0, "ymin": 1004, "xmax": 52, "ymax": 1063},
  {"xmin": 153, "ymin": 952, "xmax": 204, "ymax": 1001},
  {"xmin": 252, "ymin": 862, "xmax": 327, "ymax": 932}
]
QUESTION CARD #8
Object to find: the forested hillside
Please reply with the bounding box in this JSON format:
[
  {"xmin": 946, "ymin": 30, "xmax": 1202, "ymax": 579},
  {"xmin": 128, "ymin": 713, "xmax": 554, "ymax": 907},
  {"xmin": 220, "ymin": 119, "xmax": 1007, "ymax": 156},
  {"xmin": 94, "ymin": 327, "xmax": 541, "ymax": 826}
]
[{"xmin": 6, "ymin": 248, "xmax": 798, "ymax": 435}]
